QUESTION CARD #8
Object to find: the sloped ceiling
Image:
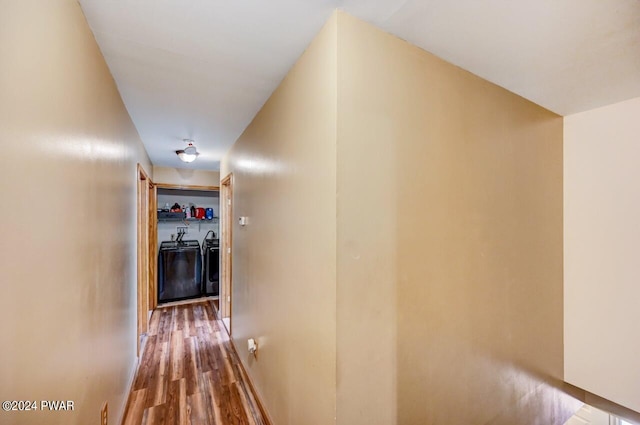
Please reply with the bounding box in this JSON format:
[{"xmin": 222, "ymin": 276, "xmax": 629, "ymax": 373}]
[{"xmin": 79, "ymin": 0, "xmax": 640, "ymax": 170}]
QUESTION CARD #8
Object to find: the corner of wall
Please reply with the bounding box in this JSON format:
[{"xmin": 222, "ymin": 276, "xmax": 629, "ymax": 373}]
[{"xmin": 219, "ymin": 11, "xmax": 339, "ymax": 425}]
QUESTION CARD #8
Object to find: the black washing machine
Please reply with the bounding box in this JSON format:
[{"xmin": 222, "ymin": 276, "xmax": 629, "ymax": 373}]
[
  {"xmin": 157, "ymin": 240, "xmax": 202, "ymax": 303},
  {"xmin": 202, "ymin": 237, "xmax": 219, "ymax": 296}
]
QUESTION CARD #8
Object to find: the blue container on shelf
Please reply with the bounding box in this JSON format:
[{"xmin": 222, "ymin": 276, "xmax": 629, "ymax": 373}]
[{"xmin": 205, "ymin": 208, "xmax": 214, "ymax": 220}]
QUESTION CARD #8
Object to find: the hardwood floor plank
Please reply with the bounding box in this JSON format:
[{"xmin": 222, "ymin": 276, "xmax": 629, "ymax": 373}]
[
  {"xmin": 152, "ymin": 341, "xmax": 170, "ymax": 407},
  {"xmin": 148, "ymin": 310, "xmax": 161, "ymax": 336},
  {"xmin": 186, "ymin": 391, "xmax": 206, "ymax": 425},
  {"xmin": 182, "ymin": 307, "xmax": 191, "ymax": 336},
  {"xmin": 133, "ymin": 335, "xmax": 157, "ymax": 391},
  {"xmin": 158, "ymin": 308, "xmax": 172, "ymax": 344},
  {"xmin": 201, "ymin": 371, "xmax": 224, "ymax": 425},
  {"xmin": 193, "ymin": 304, "xmax": 204, "ymax": 329},
  {"xmin": 233, "ymin": 379, "xmax": 259, "ymax": 425},
  {"xmin": 163, "ymin": 377, "xmax": 186, "ymax": 425},
  {"xmin": 187, "ymin": 307, "xmax": 198, "ymax": 337},
  {"xmin": 123, "ymin": 389, "xmax": 147, "ymax": 425},
  {"xmin": 201, "ymin": 304, "xmax": 215, "ymax": 334},
  {"xmin": 197, "ymin": 327, "xmax": 216, "ymax": 375},
  {"xmin": 122, "ymin": 301, "xmax": 268, "ymax": 425},
  {"xmin": 168, "ymin": 306, "xmax": 177, "ymax": 333},
  {"xmin": 170, "ymin": 330, "xmax": 184, "ymax": 381},
  {"xmin": 229, "ymin": 382, "xmax": 251, "ymax": 425},
  {"xmin": 184, "ymin": 337, "xmax": 200, "ymax": 396},
  {"xmin": 142, "ymin": 404, "xmax": 166, "ymax": 425}
]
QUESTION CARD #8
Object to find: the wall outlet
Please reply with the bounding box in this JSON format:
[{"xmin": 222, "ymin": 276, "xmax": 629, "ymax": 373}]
[
  {"xmin": 177, "ymin": 226, "xmax": 188, "ymax": 234},
  {"xmin": 248, "ymin": 338, "xmax": 258, "ymax": 355},
  {"xmin": 101, "ymin": 402, "xmax": 108, "ymax": 425}
]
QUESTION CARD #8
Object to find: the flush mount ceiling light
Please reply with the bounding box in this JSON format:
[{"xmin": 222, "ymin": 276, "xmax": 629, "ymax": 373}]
[{"xmin": 176, "ymin": 139, "xmax": 199, "ymax": 163}]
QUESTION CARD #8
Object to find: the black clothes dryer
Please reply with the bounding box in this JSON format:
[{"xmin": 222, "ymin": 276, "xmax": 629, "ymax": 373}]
[{"xmin": 202, "ymin": 238, "xmax": 219, "ymax": 296}]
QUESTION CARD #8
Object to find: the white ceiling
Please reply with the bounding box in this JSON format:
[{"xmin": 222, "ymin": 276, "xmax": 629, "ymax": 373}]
[{"xmin": 79, "ymin": 0, "xmax": 640, "ymax": 170}]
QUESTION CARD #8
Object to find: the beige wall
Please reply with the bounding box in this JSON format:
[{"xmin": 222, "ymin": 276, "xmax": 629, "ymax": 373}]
[
  {"xmin": 0, "ymin": 1, "xmax": 151, "ymax": 424},
  {"xmin": 153, "ymin": 166, "xmax": 220, "ymax": 187},
  {"xmin": 221, "ymin": 10, "xmax": 582, "ymax": 425},
  {"xmin": 335, "ymin": 12, "xmax": 397, "ymax": 425},
  {"xmin": 335, "ymin": 12, "xmax": 580, "ymax": 424},
  {"xmin": 220, "ymin": 14, "xmax": 338, "ymax": 425},
  {"xmin": 564, "ymin": 96, "xmax": 640, "ymax": 413}
]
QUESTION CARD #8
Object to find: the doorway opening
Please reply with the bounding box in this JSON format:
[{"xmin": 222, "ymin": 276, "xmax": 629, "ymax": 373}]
[
  {"xmin": 220, "ymin": 173, "xmax": 233, "ymax": 335},
  {"xmin": 155, "ymin": 184, "xmax": 220, "ymax": 308}
]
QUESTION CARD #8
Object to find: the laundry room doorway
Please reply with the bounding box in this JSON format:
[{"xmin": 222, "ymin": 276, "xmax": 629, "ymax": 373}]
[{"xmin": 154, "ymin": 183, "xmax": 220, "ymax": 308}]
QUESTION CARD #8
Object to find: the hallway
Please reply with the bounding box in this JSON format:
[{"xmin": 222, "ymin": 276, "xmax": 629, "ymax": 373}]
[{"xmin": 123, "ymin": 302, "xmax": 268, "ymax": 425}]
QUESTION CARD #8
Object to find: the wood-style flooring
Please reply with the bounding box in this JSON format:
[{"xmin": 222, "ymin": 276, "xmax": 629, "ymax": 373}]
[{"xmin": 123, "ymin": 301, "xmax": 268, "ymax": 425}]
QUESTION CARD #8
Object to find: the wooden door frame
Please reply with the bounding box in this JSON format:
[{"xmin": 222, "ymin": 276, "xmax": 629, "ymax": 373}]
[
  {"xmin": 154, "ymin": 182, "xmax": 220, "ymax": 191},
  {"xmin": 148, "ymin": 180, "xmax": 157, "ymax": 312},
  {"xmin": 136, "ymin": 164, "xmax": 152, "ymax": 355},
  {"xmin": 220, "ymin": 173, "xmax": 233, "ymax": 335}
]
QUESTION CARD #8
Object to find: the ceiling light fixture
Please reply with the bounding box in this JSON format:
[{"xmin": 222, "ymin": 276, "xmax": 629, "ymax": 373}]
[{"xmin": 176, "ymin": 139, "xmax": 199, "ymax": 163}]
